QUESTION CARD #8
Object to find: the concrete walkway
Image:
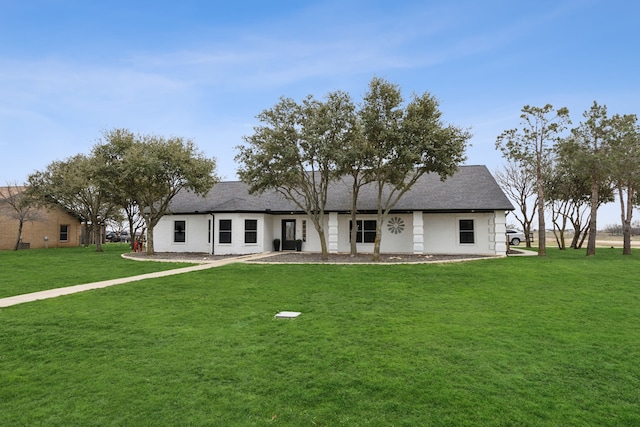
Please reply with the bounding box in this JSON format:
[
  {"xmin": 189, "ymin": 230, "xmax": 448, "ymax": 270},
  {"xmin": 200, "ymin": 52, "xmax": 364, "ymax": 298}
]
[{"xmin": 0, "ymin": 252, "xmax": 277, "ymax": 309}]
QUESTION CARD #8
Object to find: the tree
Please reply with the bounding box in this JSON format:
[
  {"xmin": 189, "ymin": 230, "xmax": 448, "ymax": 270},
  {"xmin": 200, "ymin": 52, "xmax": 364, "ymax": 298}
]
[
  {"xmin": 27, "ymin": 154, "xmax": 118, "ymax": 252},
  {"xmin": 93, "ymin": 128, "xmax": 143, "ymax": 249},
  {"xmin": 0, "ymin": 183, "xmax": 41, "ymax": 250},
  {"xmin": 496, "ymin": 104, "xmax": 570, "ymax": 256},
  {"xmin": 237, "ymin": 91, "xmax": 357, "ymax": 260},
  {"xmin": 124, "ymin": 135, "xmax": 217, "ymax": 255},
  {"xmin": 494, "ymin": 161, "xmax": 537, "ymax": 247},
  {"xmin": 360, "ymin": 77, "xmax": 470, "ymax": 261},
  {"xmin": 607, "ymin": 113, "xmax": 640, "ymax": 255},
  {"xmin": 550, "ymin": 135, "xmax": 613, "ymax": 249},
  {"xmin": 334, "ymin": 100, "xmax": 369, "ymax": 256},
  {"xmin": 569, "ymin": 102, "xmax": 613, "ymax": 256}
]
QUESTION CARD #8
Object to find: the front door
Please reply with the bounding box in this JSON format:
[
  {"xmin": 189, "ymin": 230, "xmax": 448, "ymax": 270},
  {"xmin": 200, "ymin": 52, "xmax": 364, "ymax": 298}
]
[{"xmin": 282, "ymin": 219, "xmax": 296, "ymax": 250}]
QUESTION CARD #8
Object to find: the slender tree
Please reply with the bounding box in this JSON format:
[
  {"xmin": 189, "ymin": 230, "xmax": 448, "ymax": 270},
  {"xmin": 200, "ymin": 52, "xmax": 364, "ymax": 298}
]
[
  {"xmin": 607, "ymin": 113, "xmax": 640, "ymax": 255},
  {"xmin": 569, "ymin": 102, "xmax": 612, "ymax": 256},
  {"xmin": 494, "ymin": 161, "xmax": 537, "ymax": 247},
  {"xmin": 335, "ymin": 100, "xmax": 369, "ymax": 256},
  {"xmin": 0, "ymin": 183, "xmax": 41, "ymax": 250},
  {"xmin": 496, "ymin": 104, "xmax": 570, "ymax": 256}
]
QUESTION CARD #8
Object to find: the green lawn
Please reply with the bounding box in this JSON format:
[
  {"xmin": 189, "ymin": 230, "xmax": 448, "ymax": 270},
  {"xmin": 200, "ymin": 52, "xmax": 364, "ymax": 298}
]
[
  {"xmin": 0, "ymin": 244, "xmax": 191, "ymax": 298},
  {"xmin": 1, "ymin": 249, "xmax": 639, "ymax": 426}
]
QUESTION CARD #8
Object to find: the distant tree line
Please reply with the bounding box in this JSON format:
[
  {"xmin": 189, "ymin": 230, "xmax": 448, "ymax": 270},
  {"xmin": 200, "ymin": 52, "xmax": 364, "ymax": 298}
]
[{"xmin": 496, "ymin": 102, "xmax": 640, "ymax": 256}]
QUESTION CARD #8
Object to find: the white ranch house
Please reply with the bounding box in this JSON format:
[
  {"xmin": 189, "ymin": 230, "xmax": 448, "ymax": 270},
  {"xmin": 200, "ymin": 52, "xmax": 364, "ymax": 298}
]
[{"xmin": 153, "ymin": 165, "xmax": 514, "ymax": 256}]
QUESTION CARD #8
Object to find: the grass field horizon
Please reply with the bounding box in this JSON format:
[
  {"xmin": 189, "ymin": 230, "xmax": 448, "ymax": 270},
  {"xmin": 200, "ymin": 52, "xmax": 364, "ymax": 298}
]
[{"xmin": 1, "ymin": 247, "xmax": 639, "ymax": 425}]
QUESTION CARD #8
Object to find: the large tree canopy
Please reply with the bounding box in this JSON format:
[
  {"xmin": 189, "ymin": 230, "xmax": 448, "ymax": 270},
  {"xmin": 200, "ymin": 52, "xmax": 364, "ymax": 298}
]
[
  {"xmin": 94, "ymin": 132, "xmax": 218, "ymax": 255},
  {"xmin": 237, "ymin": 77, "xmax": 469, "ymax": 261},
  {"xmin": 236, "ymin": 91, "xmax": 358, "ymax": 260},
  {"xmin": 27, "ymin": 154, "xmax": 117, "ymax": 251},
  {"xmin": 360, "ymin": 77, "xmax": 469, "ymax": 261}
]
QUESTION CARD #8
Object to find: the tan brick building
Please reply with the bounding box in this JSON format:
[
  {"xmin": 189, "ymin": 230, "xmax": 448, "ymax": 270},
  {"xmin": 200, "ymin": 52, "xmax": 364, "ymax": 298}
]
[{"xmin": 0, "ymin": 187, "xmax": 83, "ymax": 250}]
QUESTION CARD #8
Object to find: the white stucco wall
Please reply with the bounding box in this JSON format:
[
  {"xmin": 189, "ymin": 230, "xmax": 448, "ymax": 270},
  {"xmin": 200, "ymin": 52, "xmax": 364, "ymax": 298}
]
[
  {"xmin": 334, "ymin": 213, "xmax": 414, "ymax": 254},
  {"xmin": 153, "ymin": 210, "xmax": 508, "ymax": 256},
  {"xmin": 154, "ymin": 214, "xmax": 213, "ymax": 253},
  {"xmin": 423, "ymin": 212, "xmax": 506, "ymax": 255},
  {"xmin": 154, "ymin": 213, "xmax": 271, "ymax": 255}
]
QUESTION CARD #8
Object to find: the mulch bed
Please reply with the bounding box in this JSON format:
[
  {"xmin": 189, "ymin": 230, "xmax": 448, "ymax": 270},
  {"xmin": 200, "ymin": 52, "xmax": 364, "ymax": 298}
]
[
  {"xmin": 252, "ymin": 252, "xmax": 490, "ymax": 263},
  {"xmin": 125, "ymin": 251, "xmax": 492, "ymax": 263}
]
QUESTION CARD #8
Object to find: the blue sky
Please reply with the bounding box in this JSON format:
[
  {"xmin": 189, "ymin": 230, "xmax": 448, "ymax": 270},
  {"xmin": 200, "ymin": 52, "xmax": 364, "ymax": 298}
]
[{"xmin": 1, "ymin": 0, "xmax": 638, "ymax": 225}]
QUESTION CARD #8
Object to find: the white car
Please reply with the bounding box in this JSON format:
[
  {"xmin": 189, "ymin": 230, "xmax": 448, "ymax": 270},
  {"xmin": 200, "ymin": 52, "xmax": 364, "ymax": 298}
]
[{"xmin": 506, "ymin": 229, "xmax": 526, "ymax": 246}]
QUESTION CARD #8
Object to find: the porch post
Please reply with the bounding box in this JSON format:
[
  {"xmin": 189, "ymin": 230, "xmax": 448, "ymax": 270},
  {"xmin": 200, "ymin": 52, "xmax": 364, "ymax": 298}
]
[
  {"xmin": 493, "ymin": 211, "xmax": 508, "ymax": 255},
  {"xmin": 413, "ymin": 211, "xmax": 424, "ymax": 254},
  {"xmin": 328, "ymin": 212, "xmax": 339, "ymax": 253}
]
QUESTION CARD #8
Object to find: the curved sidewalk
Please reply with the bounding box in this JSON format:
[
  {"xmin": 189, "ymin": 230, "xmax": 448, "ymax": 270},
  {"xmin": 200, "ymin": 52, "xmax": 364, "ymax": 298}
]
[{"xmin": 0, "ymin": 252, "xmax": 276, "ymax": 309}]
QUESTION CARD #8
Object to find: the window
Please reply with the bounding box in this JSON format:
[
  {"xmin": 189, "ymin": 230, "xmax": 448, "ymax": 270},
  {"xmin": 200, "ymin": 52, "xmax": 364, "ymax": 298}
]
[
  {"xmin": 459, "ymin": 219, "xmax": 475, "ymax": 244},
  {"xmin": 244, "ymin": 219, "xmax": 257, "ymax": 244},
  {"xmin": 208, "ymin": 220, "xmax": 211, "ymax": 244},
  {"xmin": 174, "ymin": 220, "xmax": 186, "ymax": 243},
  {"xmin": 59, "ymin": 225, "xmax": 69, "ymax": 242},
  {"xmin": 350, "ymin": 220, "xmax": 377, "ymax": 243},
  {"xmin": 219, "ymin": 219, "xmax": 232, "ymax": 244},
  {"xmin": 302, "ymin": 220, "xmax": 307, "ymax": 242}
]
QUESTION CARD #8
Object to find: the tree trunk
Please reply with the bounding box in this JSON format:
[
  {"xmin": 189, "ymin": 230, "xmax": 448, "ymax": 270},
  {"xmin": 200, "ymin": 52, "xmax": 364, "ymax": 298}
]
[
  {"xmin": 570, "ymin": 221, "xmax": 581, "ymax": 248},
  {"xmin": 524, "ymin": 222, "xmax": 533, "ymax": 248},
  {"xmin": 146, "ymin": 230, "xmax": 155, "ymax": 255},
  {"xmin": 577, "ymin": 227, "xmax": 588, "ymax": 249},
  {"xmin": 536, "ymin": 162, "xmax": 546, "ymax": 256},
  {"xmin": 349, "ymin": 182, "xmax": 359, "ymax": 256},
  {"xmin": 13, "ymin": 220, "xmax": 24, "ymax": 251},
  {"xmin": 94, "ymin": 223, "xmax": 103, "ymax": 252},
  {"xmin": 145, "ymin": 214, "xmax": 156, "ymax": 255},
  {"xmin": 372, "ymin": 188, "xmax": 384, "ymax": 262},
  {"xmin": 318, "ymin": 228, "xmax": 329, "ymax": 261},
  {"xmin": 84, "ymin": 221, "xmax": 91, "ymax": 248},
  {"xmin": 621, "ymin": 186, "xmax": 633, "ymax": 255},
  {"xmin": 372, "ymin": 220, "xmax": 382, "ymax": 262},
  {"xmin": 586, "ymin": 179, "xmax": 599, "ymax": 256},
  {"xmin": 622, "ymin": 220, "xmax": 632, "ymax": 255},
  {"xmin": 537, "ymin": 196, "xmax": 546, "ymax": 256}
]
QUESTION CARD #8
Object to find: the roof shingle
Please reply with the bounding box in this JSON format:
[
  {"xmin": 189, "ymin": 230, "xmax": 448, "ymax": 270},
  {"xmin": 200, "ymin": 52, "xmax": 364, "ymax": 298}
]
[{"xmin": 167, "ymin": 165, "xmax": 514, "ymax": 214}]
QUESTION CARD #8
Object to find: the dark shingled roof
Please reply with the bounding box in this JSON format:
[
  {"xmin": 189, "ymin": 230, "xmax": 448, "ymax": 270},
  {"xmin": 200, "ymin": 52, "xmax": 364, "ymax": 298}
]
[{"xmin": 167, "ymin": 165, "xmax": 514, "ymax": 214}]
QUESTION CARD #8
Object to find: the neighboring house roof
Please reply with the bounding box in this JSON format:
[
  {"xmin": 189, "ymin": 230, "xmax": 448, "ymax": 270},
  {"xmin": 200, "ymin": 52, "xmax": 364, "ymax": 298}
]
[
  {"xmin": 167, "ymin": 165, "xmax": 515, "ymax": 214},
  {"xmin": 0, "ymin": 186, "xmax": 84, "ymax": 221},
  {"xmin": 0, "ymin": 185, "xmax": 26, "ymax": 199}
]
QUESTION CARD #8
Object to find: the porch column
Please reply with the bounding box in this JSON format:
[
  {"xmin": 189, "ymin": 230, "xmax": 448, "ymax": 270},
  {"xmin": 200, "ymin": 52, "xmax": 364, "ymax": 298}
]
[
  {"xmin": 328, "ymin": 212, "xmax": 339, "ymax": 253},
  {"xmin": 493, "ymin": 212, "xmax": 508, "ymax": 255},
  {"xmin": 413, "ymin": 211, "xmax": 424, "ymax": 254}
]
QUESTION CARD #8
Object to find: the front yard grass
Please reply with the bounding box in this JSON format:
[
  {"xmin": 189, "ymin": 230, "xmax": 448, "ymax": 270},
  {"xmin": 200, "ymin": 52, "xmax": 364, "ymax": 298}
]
[
  {"xmin": 0, "ymin": 244, "xmax": 191, "ymax": 298},
  {"xmin": 1, "ymin": 248, "xmax": 639, "ymax": 425}
]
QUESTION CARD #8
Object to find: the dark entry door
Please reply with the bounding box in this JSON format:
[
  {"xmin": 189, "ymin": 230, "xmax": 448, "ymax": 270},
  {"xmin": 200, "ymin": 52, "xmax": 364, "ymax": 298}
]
[{"xmin": 282, "ymin": 219, "xmax": 296, "ymax": 250}]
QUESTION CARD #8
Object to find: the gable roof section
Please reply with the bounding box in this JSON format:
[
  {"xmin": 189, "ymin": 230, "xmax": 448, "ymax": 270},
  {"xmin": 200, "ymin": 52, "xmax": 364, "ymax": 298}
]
[{"xmin": 167, "ymin": 165, "xmax": 514, "ymax": 214}]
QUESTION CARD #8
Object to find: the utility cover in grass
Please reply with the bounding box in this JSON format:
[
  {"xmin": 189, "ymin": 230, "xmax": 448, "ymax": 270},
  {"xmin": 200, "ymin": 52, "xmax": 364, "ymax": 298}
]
[{"xmin": 275, "ymin": 311, "xmax": 301, "ymax": 319}]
